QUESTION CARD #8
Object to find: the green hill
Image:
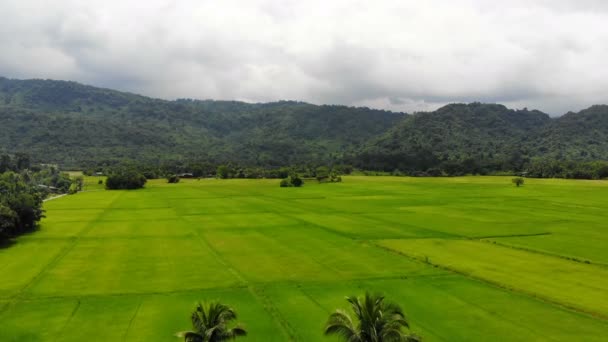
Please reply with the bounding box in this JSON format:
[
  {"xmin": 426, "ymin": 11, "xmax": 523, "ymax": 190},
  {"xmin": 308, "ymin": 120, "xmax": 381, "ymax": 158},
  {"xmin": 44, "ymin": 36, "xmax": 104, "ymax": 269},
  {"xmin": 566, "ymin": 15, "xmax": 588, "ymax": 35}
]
[
  {"xmin": 1, "ymin": 76, "xmax": 607, "ymax": 171},
  {"xmin": 0, "ymin": 77, "xmax": 403, "ymax": 167},
  {"xmin": 355, "ymin": 103, "xmax": 608, "ymax": 173}
]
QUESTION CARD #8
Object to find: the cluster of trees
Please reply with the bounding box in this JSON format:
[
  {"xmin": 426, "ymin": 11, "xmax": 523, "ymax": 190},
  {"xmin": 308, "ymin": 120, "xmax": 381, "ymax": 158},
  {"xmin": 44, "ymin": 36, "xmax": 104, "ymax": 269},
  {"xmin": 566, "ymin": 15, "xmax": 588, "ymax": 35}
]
[
  {"xmin": 105, "ymin": 168, "xmax": 147, "ymax": 190},
  {"xmin": 355, "ymin": 155, "xmax": 608, "ymax": 180},
  {"xmin": 88, "ymin": 161, "xmax": 352, "ymax": 182},
  {"xmin": 280, "ymin": 174, "xmax": 304, "ymax": 187},
  {"xmin": 0, "ymin": 172, "xmax": 45, "ymax": 242},
  {"xmin": 314, "ymin": 166, "xmax": 342, "ymax": 183},
  {"xmin": 525, "ymin": 159, "xmax": 608, "ymax": 179},
  {"xmin": 0, "ymin": 154, "xmax": 83, "ymax": 243},
  {"xmin": 215, "ymin": 164, "xmax": 352, "ymax": 180},
  {"xmin": 167, "ymin": 174, "xmax": 181, "ymax": 183},
  {"xmin": 178, "ymin": 293, "xmax": 419, "ymax": 342}
]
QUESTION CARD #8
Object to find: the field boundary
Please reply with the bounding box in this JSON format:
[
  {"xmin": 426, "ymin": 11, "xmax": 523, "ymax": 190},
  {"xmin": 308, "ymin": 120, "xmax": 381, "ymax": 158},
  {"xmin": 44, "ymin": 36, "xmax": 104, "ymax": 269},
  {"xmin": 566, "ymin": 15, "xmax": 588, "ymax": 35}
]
[
  {"xmin": 370, "ymin": 241, "xmax": 608, "ymax": 321},
  {"xmin": 479, "ymin": 238, "xmax": 607, "ymax": 268}
]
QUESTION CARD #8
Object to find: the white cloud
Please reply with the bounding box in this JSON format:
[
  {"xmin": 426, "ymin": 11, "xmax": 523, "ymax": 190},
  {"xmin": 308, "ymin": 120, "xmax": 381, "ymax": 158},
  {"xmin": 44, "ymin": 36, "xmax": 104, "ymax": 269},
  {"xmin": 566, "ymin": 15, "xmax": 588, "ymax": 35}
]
[{"xmin": 0, "ymin": 0, "xmax": 606, "ymax": 115}]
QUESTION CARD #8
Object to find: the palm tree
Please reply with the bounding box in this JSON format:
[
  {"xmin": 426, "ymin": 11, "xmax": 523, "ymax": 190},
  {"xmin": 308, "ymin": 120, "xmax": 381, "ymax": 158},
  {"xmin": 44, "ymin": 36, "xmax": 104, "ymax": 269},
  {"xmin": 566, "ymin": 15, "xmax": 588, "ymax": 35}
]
[
  {"xmin": 324, "ymin": 292, "xmax": 420, "ymax": 342},
  {"xmin": 177, "ymin": 301, "xmax": 247, "ymax": 342}
]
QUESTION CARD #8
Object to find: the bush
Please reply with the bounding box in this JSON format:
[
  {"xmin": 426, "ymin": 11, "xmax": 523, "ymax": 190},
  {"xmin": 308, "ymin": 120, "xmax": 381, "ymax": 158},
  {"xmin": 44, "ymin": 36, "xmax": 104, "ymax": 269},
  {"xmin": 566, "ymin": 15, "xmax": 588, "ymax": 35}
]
[
  {"xmin": 105, "ymin": 169, "xmax": 147, "ymax": 190},
  {"xmin": 167, "ymin": 174, "xmax": 180, "ymax": 183},
  {"xmin": 291, "ymin": 175, "xmax": 303, "ymax": 187},
  {"xmin": 68, "ymin": 183, "xmax": 79, "ymax": 194},
  {"xmin": 98, "ymin": 179, "xmax": 103, "ymax": 185},
  {"xmin": 512, "ymin": 177, "xmax": 525, "ymax": 187},
  {"xmin": 279, "ymin": 175, "xmax": 304, "ymax": 187}
]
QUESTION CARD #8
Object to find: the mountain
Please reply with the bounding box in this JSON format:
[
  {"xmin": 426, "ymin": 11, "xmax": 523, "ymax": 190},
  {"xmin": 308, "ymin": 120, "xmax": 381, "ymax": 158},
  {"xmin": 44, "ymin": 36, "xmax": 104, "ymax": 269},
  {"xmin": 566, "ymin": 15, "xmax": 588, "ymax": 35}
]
[
  {"xmin": 355, "ymin": 103, "xmax": 608, "ymax": 172},
  {"xmin": 0, "ymin": 76, "xmax": 607, "ymax": 171},
  {"xmin": 0, "ymin": 77, "xmax": 403, "ymax": 167},
  {"xmin": 532, "ymin": 105, "xmax": 608, "ymax": 160}
]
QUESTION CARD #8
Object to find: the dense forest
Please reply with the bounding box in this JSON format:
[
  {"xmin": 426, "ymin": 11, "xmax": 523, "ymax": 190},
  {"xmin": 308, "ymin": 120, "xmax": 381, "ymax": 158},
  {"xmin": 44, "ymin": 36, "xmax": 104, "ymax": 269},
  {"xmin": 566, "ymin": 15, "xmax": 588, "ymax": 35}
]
[
  {"xmin": 0, "ymin": 77, "xmax": 401, "ymax": 167},
  {"xmin": 1, "ymin": 76, "xmax": 607, "ymax": 177},
  {"xmin": 355, "ymin": 103, "xmax": 608, "ymax": 175}
]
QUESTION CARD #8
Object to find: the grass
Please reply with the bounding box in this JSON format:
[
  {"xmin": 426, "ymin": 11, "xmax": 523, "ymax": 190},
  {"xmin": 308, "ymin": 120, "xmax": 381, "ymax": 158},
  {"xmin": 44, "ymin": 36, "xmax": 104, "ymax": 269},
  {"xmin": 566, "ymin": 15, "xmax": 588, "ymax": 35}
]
[
  {"xmin": 0, "ymin": 176, "xmax": 607, "ymax": 341},
  {"xmin": 376, "ymin": 238, "xmax": 608, "ymax": 317}
]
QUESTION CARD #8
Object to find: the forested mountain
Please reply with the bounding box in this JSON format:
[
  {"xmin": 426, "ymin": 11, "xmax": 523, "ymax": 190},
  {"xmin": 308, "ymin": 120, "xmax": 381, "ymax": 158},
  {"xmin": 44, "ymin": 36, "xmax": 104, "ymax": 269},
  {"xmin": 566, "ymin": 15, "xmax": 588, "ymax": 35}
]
[
  {"xmin": 532, "ymin": 105, "xmax": 608, "ymax": 161},
  {"xmin": 0, "ymin": 77, "xmax": 403, "ymax": 167},
  {"xmin": 0, "ymin": 76, "xmax": 607, "ymax": 172},
  {"xmin": 355, "ymin": 103, "xmax": 608, "ymax": 173}
]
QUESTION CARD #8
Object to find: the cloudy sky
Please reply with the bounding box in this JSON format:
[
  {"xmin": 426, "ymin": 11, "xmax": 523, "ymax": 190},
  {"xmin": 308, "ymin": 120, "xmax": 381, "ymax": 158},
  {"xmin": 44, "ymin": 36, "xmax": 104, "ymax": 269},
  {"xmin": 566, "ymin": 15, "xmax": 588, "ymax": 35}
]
[{"xmin": 1, "ymin": 0, "xmax": 607, "ymax": 115}]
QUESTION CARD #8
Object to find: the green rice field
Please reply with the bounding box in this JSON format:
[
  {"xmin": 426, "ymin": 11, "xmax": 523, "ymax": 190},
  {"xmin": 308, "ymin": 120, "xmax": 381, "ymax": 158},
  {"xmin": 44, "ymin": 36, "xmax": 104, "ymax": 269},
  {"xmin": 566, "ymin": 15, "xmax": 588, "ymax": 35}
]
[{"xmin": 1, "ymin": 176, "xmax": 607, "ymax": 341}]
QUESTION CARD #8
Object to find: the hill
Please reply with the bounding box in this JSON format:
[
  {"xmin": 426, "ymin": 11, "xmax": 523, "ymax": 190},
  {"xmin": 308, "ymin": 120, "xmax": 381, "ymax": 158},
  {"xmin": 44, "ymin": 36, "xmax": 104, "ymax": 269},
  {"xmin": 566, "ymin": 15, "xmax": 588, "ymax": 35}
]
[
  {"xmin": 355, "ymin": 103, "xmax": 608, "ymax": 173},
  {"xmin": 1, "ymin": 76, "xmax": 607, "ymax": 171},
  {"xmin": 0, "ymin": 77, "xmax": 403, "ymax": 167}
]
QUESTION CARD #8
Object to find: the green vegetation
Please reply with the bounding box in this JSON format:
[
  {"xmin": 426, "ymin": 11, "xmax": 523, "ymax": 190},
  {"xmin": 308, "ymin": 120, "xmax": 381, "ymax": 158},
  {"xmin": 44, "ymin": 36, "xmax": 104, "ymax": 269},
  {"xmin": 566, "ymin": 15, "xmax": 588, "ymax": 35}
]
[
  {"xmin": 177, "ymin": 301, "xmax": 247, "ymax": 342},
  {"xmin": 512, "ymin": 177, "xmax": 524, "ymax": 187},
  {"xmin": 0, "ymin": 154, "xmax": 82, "ymax": 243},
  {"xmin": 356, "ymin": 103, "xmax": 608, "ymax": 176},
  {"xmin": 0, "ymin": 77, "xmax": 400, "ymax": 168},
  {"xmin": 168, "ymin": 174, "xmax": 181, "ymax": 184},
  {"xmin": 105, "ymin": 168, "xmax": 147, "ymax": 189},
  {"xmin": 1, "ymin": 78, "xmax": 608, "ymax": 177},
  {"xmin": 0, "ymin": 176, "xmax": 607, "ymax": 341},
  {"xmin": 280, "ymin": 174, "xmax": 303, "ymax": 187},
  {"xmin": 325, "ymin": 292, "xmax": 419, "ymax": 342}
]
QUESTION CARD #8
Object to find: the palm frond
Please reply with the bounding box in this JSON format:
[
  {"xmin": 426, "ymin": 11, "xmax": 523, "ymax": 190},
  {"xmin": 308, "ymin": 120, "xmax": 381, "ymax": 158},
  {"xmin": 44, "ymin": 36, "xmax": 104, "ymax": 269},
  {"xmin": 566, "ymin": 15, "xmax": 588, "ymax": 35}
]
[
  {"xmin": 327, "ymin": 292, "xmax": 419, "ymax": 342},
  {"xmin": 325, "ymin": 309, "xmax": 361, "ymax": 341},
  {"xmin": 179, "ymin": 301, "xmax": 247, "ymax": 342}
]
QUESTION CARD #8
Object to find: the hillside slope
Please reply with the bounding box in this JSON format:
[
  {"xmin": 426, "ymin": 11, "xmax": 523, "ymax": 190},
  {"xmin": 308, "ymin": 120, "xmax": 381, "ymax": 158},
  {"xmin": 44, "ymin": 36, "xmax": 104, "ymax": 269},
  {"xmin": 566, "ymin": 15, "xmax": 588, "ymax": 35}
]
[
  {"xmin": 0, "ymin": 77, "xmax": 403, "ymax": 167},
  {"xmin": 1, "ymin": 77, "xmax": 607, "ymax": 170},
  {"xmin": 355, "ymin": 103, "xmax": 608, "ymax": 172}
]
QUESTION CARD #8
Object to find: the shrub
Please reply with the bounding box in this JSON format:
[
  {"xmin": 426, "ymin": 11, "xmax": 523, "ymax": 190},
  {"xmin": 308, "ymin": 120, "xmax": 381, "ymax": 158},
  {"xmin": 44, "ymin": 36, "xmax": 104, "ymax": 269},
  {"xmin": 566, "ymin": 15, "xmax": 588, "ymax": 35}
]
[
  {"xmin": 291, "ymin": 175, "xmax": 303, "ymax": 187},
  {"xmin": 167, "ymin": 174, "xmax": 180, "ymax": 183},
  {"xmin": 279, "ymin": 175, "xmax": 304, "ymax": 187},
  {"xmin": 105, "ymin": 169, "xmax": 147, "ymax": 190},
  {"xmin": 68, "ymin": 183, "xmax": 79, "ymax": 194},
  {"xmin": 512, "ymin": 177, "xmax": 525, "ymax": 187}
]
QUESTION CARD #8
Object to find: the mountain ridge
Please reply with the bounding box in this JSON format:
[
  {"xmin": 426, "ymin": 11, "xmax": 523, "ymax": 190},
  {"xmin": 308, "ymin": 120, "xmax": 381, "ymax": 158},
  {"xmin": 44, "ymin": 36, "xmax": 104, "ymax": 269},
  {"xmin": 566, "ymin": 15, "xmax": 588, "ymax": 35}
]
[{"xmin": 0, "ymin": 76, "xmax": 607, "ymax": 171}]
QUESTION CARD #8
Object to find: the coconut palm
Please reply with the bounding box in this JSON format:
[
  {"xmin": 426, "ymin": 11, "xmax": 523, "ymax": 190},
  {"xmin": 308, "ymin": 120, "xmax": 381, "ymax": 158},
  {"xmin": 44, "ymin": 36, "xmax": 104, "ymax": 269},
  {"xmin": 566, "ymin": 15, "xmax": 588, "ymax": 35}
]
[
  {"xmin": 324, "ymin": 292, "xmax": 420, "ymax": 342},
  {"xmin": 177, "ymin": 301, "xmax": 247, "ymax": 342}
]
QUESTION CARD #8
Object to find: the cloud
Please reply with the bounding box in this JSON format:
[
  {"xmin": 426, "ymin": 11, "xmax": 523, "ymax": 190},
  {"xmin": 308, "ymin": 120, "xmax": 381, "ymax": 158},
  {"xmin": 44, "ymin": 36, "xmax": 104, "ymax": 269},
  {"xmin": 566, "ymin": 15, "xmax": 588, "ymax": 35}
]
[{"xmin": 0, "ymin": 0, "xmax": 606, "ymax": 115}]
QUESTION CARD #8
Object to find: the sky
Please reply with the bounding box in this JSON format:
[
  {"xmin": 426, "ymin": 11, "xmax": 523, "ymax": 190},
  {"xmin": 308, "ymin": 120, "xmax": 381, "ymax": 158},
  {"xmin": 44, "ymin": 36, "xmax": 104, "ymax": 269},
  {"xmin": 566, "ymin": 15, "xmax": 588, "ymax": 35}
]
[{"xmin": 1, "ymin": 0, "xmax": 607, "ymax": 115}]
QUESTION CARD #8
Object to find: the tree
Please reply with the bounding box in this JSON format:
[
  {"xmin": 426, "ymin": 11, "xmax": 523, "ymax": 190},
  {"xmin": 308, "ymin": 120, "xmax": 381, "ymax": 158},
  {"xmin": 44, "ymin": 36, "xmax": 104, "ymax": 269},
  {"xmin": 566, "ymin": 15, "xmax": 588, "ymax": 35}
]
[
  {"xmin": 0, "ymin": 204, "xmax": 18, "ymax": 238},
  {"xmin": 279, "ymin": 174, "xmax": 303, "ymax": 187},
  {"xmin": 0, "ymin": 155, "xmax": 11, "ymax": 173},
  {"xmin": 512, "ymin": 177, "xmax": 524, "ymax": 187},
  {"xmin": 316, "ymin": 166, "xmax": 330, "ymax": 182},
  {"xmin": 14, "ymin": 153, "xmax": 31, "ymax": 171},
  {"xmin": 168, "ymin": 174, "xmax": 181, "ymax": 183},
  {"xmin": 105, "ymin": 169, "xmax": 147, "ymax": 190},
  {"xmin": 216, "ymin": 165, "xmax": 230, "ymax": 179},
  {"xmin": 325, "ymin": 292, "xmax": 420, "ymax": 342},
  {"xmin": 177, "ymin": 301, "xmax": 247, "ymax": 342}
]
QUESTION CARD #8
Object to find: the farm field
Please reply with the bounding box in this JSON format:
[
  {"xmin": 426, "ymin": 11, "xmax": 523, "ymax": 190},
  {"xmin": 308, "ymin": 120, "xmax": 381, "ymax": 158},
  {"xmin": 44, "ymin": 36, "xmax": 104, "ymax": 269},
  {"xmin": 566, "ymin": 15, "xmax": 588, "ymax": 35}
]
[{"xmin": 1, "ymin": 176, "xmax": 608, "ymax": 341}]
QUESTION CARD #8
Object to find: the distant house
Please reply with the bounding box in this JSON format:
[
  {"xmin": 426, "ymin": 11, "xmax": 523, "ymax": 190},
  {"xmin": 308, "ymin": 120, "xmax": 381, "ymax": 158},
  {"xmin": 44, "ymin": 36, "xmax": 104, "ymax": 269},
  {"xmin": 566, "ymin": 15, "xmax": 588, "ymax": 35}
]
[
  {"xmin": 37, "ymin": 184, "xmax": 60, "ymax": 193},
  {"xmin": 95, "ymin": 172, "xmax": 104, "ymax": 176},
  {"xmin": 178, "ymin": 173, "xmax": 194, "ymax": 178}
]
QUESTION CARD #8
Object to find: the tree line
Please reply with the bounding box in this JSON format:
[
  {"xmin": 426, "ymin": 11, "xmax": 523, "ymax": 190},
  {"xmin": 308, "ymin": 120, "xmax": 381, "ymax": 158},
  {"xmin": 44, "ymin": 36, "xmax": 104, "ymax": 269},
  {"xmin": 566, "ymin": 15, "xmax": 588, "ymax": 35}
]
[
  {"xmin": 0, "ymin": 154, "xmax": 82, "ymax": 243},
  {"xmin": 3, "ymin": 78, "xmax": 608, "ymax": 175}
]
